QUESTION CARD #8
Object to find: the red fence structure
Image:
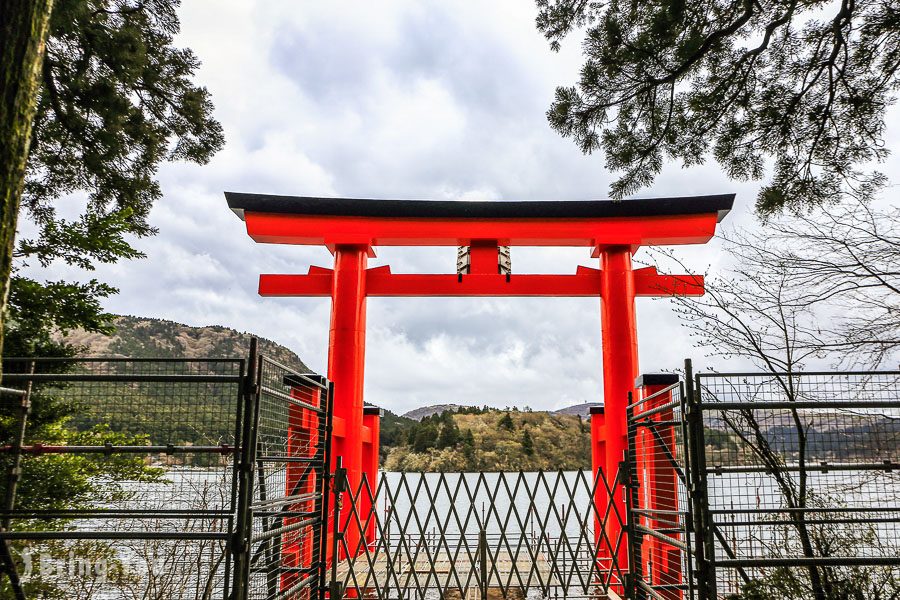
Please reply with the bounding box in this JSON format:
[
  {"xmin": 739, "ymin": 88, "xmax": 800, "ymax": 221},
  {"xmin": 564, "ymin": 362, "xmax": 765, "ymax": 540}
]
[{"xmin": 226, "ymin": 192, "xmax": 733, "ymax": 566}]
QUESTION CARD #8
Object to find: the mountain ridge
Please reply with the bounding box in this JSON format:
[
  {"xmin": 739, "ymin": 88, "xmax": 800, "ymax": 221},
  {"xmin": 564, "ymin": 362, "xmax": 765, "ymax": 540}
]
[
  {"xmin": 65, "ymin": 315, "xmax": 310, "ymax": 371},
  {"xmin": 403, "ymin": 402, "xmax": 600, "ymax": 421}
]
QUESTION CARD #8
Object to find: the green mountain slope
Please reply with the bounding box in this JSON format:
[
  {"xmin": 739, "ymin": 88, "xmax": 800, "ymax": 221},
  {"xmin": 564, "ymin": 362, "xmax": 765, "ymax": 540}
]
[
  {"xmin": 66, "ymin": 315, "xmax": 309, "ymax": 370},
  {"xmin": 55, "ymin": 316, "xmax": 311, "ymax": 452},
  {"xmin": 63, "ymin": 318, "xmax": 593, "ymax": 471},
  {"xmin": 383, "ymin": 408, "xmax": 592, "ymax": 472}
]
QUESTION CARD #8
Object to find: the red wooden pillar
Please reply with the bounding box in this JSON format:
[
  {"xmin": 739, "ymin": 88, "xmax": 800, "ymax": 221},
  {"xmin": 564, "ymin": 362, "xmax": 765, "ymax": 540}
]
[
  {"xmin": 598, "ymin": 246, "xmax": 639, "ymax": 573},
  {"xmin": 327, "ymin": 244, "xmax": 369, "ymax": 557},
  {"xmin": 590, "ymin": 406, "xmax": 608, "ymax": 555},
  {"xmin": 361, "ymin": 406, "xmax": 381, "ymax": 546},
  {"xmin": 636, "ymin": 374, "xmax": 682, "ymax": 599}
]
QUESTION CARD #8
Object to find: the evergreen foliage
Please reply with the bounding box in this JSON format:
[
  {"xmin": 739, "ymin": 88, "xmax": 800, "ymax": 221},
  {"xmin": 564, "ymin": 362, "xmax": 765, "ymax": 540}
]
[
  {"xmin": 536, "ymin": 0, "xmax": 900, "ymax": 214},
  {"xmin": 437, "ymin": 417, "xmax": 461, "ymax": 449},
  {"xmin": 7, "ymin": 0, "xmax": 224, "ymax": 356},
  {"xmin": 521, "ymin": 428, "xmax": 534, "ymax": 456}
]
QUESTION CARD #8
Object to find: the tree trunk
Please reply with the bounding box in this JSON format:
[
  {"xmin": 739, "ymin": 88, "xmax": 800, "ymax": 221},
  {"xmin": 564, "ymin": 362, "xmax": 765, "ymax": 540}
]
[{"xmin": 0, "ymin": 0, "xmax": 54, "ymax": 368}]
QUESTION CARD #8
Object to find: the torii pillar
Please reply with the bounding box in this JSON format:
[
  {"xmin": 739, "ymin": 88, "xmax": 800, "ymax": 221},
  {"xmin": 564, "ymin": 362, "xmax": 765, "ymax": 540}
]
[
  {"xmin": 328, "ymin": 244, "xmax": 369, "ymax": 534},
  {"xmin": 599, "ymin": 246, "xmax": 639, "ymax": 567},
  {"xmin": 226, "ymin": 191, "xmax": 734, "ymax": 566}
]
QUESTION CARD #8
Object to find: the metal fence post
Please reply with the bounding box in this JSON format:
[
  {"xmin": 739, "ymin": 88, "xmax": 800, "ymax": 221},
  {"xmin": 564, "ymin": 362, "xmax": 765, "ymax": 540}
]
[
  {"xmin": 318, "ymin": 381, "xmax": 335, "ymax": 600},
  {"xmin": 625, "ymin": 392, "xmax": 644, "ymax": 600},
  {"xmin": 231, "ymin": 338, "xmax": 260, "ymax": 600},
  {"xmin": 329, "ymin": 457, "xmax": 346, "ymax": 599},
  {"xmin": 479, "ymin": 527, "xmax": 489, "ymax": 600},
  {"xmin": 679, "ymin": 380, "xmax": 697, "ymax": 600},
  {"xmin": 0, "ymin": 362, "xmax": 34, "ymax": 600},
  {"xmin": 684, "ymin": 359, "xmax": 716, "ymax": 600},
  {"xmin": 2, "ymin": 362, "xmax": 33, "ymax": 527}
]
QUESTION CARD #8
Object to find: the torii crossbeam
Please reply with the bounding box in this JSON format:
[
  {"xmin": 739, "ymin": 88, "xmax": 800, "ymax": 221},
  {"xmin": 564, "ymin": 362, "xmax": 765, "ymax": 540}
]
[{"xmin": 227, "ymin": 191, "xmax": 734, "ymax": 561}]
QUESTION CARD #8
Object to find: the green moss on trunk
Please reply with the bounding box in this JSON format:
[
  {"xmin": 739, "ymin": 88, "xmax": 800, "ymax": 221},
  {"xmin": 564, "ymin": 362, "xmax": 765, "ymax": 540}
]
[{"xmin": 0, "ymin": 0, "xmax": 55, "ymax": 367}]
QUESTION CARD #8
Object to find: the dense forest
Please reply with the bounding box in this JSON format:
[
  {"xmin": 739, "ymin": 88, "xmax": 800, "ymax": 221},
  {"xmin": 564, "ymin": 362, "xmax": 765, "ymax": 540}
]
[{"xmin": 381, "ymin": 407, "xmax": 592, "ymax": 472}]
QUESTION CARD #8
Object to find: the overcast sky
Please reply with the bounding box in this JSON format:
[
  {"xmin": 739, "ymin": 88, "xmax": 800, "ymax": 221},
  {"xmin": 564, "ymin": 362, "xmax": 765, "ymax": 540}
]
[{"xmin": 24, "ymin": 1, "xmax": 900, "ymax": 415}]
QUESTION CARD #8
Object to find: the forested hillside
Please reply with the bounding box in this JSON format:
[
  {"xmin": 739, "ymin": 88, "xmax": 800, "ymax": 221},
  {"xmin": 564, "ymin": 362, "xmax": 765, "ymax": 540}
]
[
  {"xmin": 383, "ymin": 407, "xmax": 592, "ymax": 472},
  {"xmin": 63, "ymin": 317, "xmax": 594, "ymax": 471},
  {"xmin": 66, "ymin": 315, "xmax": 308, "ymax": 369}
]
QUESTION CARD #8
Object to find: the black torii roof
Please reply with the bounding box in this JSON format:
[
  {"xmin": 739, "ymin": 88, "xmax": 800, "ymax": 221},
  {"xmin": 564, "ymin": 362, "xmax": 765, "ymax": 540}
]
[{"xmin": 226, "ymin": 192, "xmax": 735, "ymax": 222}]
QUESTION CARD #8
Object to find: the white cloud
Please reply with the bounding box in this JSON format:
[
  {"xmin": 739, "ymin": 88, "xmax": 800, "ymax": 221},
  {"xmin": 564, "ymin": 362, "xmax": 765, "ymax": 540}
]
[{"xmin": 20, "ymin": 0, "xmax": 900, "ymax": 415}]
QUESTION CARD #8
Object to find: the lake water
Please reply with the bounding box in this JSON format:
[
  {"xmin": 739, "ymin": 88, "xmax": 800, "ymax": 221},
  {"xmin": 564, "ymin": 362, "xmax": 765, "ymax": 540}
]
[{"xmin": 29, "ymin": 467, "xmax": 900, "ymax": 598}]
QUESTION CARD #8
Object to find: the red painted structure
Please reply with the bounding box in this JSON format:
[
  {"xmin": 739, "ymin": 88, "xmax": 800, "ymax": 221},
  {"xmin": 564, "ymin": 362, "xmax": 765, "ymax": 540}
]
[
  {"xmin": 635, "ymin": 374, "xmax": 684, "ymax": 599},
  {"xmin": 227, "ymin": 192, "xmax": 733, "ymax": 570}
]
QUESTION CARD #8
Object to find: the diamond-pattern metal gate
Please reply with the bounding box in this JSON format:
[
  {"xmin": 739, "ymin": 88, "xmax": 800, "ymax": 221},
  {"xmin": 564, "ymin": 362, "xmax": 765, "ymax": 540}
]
[{"xmin": 326, "ymin": 466, "xmax": 631, "ymax": 599}]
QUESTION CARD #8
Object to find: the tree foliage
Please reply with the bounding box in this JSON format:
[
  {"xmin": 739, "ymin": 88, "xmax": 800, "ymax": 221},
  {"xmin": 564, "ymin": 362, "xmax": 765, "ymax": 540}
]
[
  {"xmin": 0, "ymin": 5, "xmax": 221, "ymax": 593},
  {"xmin": 384, "ymin": 409, "xmax": 591, "ymax": 472},
  {"xmin": 521, "ymin": 428, "xmax": 534, "ymax": 456},
  {"xmin": 7, "ymin": 0, "xmax": 224, "ymax": 352},
  {"xmin": 5, "ymin": 276, "xmax": 114, "ymax": 358},
  {"xmin": 437, "ymin": 417, "xmax": 461, "ymax": 449},
  {"xmin": 536, "ymin": 0, "xmax": 900, "ymax": 214},
  {"xmin": 26, "ymin": 0, "xmax": 223, "ymax": 253}
]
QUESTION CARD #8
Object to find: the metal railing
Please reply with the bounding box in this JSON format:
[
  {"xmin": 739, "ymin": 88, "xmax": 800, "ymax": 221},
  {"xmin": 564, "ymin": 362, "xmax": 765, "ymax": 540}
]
[
  {"xmin": 691, "ymin": 368, "xmax": 900, "ymax": 599},
  {"xmin": 5, "ymin": 350, "xmax": 897, "ymax": 600},
  {"xmin": 237, "ymin": 355, "xmax": 333, "ymax": 600},
  {"xmin": 0, "ymin": 355, "xmax": 247, "ymax": 600},
  {"xmin": 627, "ymin": 380, "xmax": 695, "ymax": 600},
  {"xmin": 0, "ymin": 344, "xmax": 334, "ymax": 600}
]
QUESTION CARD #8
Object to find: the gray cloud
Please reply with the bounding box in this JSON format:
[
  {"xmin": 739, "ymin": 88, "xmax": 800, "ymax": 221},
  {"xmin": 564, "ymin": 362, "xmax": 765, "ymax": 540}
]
[{"xmin": 19, "ymin": 0, "xmax": 900, "ymax": 415}]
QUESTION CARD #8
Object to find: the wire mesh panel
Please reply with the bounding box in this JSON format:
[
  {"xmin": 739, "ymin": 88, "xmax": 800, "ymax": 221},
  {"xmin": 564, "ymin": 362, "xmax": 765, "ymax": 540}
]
[
  {"xmin": 0, "ymin": 357, "xmax": 245, "ymax": 600},
  {"xmin": 695, "ymin": 371, "xmax": 900, "ymax": 599},
  {"xmin": 627, "ymin": 381, "xmax": 694, "ymax": 600},
  {"xmin": 327, "ymin": 467, "xmax": 630, "ymax": 599},
  {"xmin": 244, "ymin": 356, "xmax": 331, "ymax": 600}
]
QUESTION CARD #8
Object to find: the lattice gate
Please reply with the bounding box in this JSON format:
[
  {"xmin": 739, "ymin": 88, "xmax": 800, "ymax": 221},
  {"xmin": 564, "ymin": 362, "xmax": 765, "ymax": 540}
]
[
  {"xmin": 327, "ymin": 467, "xmax": 631, "ymax": 599},
  {"xmin": 319, "ymin": 384, "xmax": 703, "ymax": 600}
]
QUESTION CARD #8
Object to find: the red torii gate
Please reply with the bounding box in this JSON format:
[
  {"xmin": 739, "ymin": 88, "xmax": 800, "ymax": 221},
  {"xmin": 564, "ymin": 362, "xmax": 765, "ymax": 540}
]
[{"xmin": 227, "ymin": 191, "xmax": 733, "ymax": 563}]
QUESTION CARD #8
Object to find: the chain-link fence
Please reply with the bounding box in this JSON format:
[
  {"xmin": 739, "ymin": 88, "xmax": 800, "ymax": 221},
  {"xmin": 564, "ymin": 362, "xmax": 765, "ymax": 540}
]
[
  {"xmin": 694, "ymin": 370, "xmax": 900, "ymax": 599},
  {"xmin": 0, "ymin": 357, "xmax": 246, "ymax": 600}
]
